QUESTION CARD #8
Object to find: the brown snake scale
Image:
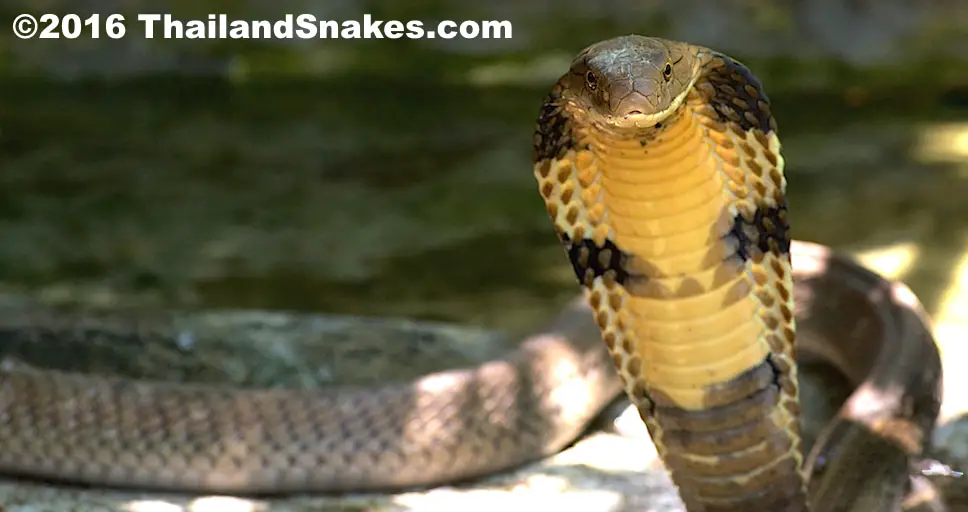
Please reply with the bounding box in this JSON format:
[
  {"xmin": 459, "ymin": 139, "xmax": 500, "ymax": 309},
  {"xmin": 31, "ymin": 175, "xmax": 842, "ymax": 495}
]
[{"xmin": 0, "ymin": 35, "xmax": 945, "ymax": 511}]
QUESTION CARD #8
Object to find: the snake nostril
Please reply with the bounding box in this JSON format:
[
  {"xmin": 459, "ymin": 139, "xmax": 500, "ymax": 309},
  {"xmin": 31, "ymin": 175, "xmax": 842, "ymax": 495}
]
[{"xmin": 626, "ymin": 110, "xmax": 642, "ymax": 116}]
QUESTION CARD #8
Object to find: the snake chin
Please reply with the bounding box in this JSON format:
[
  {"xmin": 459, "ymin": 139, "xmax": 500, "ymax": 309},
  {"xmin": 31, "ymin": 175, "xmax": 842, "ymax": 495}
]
[
  {"xmin": 561, "ymin": 86, "xmax": 681, "ymax": 135},
  {"xmin": 562, "ymin": 86, "xmax": 692, "ymax": 137},
  {"xmin": 604, "ymin": 111, "xmax": 668, "ymax": 130},
  {"xmin": 575, "ymin": 105, "xmax": 686, "ymax": 139}
]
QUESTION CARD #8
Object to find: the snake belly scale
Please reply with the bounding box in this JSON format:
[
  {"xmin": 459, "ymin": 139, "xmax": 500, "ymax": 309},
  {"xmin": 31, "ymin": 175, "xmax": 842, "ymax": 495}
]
[{"xmin": 533, "ymin": 35, "xmax": 808, "ymax": 510}]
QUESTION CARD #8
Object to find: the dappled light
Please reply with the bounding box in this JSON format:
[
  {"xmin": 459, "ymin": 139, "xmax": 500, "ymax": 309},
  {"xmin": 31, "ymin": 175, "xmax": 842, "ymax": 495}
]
[
  {"xmin": 126, "ymin": 496, "xmax": 261, "ymax": 512},
  {"xmin": 933, "ymin": 244, "xmax": 968, "ymax": 422},
  {"xmin": 913, "ymin": 122, "xmax": 968, "ymax": 168},
  {"xmin": 853, "ymin": 242, "xmax": 920, "ymax": 281}
]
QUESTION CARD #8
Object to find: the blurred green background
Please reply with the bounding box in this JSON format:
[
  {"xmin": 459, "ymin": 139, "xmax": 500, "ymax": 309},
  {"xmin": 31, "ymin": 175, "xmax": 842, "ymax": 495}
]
[{"xmin": 1, "ymin": 0, "xmax": 967, "ymax": 372}]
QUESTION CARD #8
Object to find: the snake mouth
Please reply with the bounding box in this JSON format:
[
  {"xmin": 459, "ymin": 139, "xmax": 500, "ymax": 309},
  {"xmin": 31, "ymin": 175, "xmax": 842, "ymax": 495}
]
[
  {"xmin": 612, "ymin": 110, "xmax": 668, "ymax": 128},
  {"xmin": 593, "ymin": 88, "xmax": 694, "ymax": 132},
  {"xmin": 587, "ymin": 109, "xmax": 670, "ymax": 133}
]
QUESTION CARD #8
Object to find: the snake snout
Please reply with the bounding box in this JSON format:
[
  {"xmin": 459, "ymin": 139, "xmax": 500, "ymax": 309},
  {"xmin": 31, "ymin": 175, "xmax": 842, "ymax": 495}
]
[
  {"xmin": 607, "ymin": 83, "xmax": 658, "ymax": 113},
  {"xmin": 607, "ymin": 90, "xmax": 666, "ymax": 127}
]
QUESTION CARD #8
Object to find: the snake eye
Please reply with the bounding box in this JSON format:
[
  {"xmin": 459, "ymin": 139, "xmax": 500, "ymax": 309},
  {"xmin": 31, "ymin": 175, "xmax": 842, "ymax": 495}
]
[
  {"xmin": 585, "ymin": 71, "xmax": 597, "ymax": 90},
  {"xmin": 663, "ymin": 63, "xmax": 673, "ymax": 80}
]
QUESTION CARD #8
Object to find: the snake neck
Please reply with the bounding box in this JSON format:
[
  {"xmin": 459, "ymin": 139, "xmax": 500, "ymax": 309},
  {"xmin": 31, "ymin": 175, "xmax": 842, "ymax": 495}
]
[
  {"xmin": 576, "ymin": 97, "xmax": 773, "ymax": 410},
  {"xmin": 553, "ymin": 76, "xmax": 808, "ymax": 509},
  {"xmin": 533, "ymin": 46, "xmax": 808, "ymax": 508}
]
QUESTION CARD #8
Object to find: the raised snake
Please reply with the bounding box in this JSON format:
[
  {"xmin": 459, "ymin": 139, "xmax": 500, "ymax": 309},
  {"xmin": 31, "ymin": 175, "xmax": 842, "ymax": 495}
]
[
  {"xmin": 0, "ymin": 35, "xmax": 944, "ymax": 511},
  {"xmin": 531, "ymin": 36, "xmax": 943, "ymax": 510}
]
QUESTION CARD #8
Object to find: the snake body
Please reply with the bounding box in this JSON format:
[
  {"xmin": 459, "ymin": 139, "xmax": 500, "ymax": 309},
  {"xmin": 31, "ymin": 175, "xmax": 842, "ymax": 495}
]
[
  {"xmin": 0, "ymin": 296, "xmax": 620, "ymax": 493},
  {"xmin": 531, "ymin": 36, "xmax": 942, "ymax": 510},
  {"xmin": 0, "ymin": 35, "xmax": 944, "ymax": 511}
]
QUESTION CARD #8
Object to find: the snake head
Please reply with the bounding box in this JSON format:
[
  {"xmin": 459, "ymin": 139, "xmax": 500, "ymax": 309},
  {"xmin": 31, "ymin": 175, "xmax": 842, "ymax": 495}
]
[{"xmin": 561, "ymin": 35, "xmax": 702, "ymax": 131}]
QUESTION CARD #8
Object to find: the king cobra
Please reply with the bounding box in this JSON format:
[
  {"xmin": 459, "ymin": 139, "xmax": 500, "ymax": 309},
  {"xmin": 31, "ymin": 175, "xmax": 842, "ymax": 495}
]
[
  {"xmin": 531, "ymin": 36, "xmax": 943, "ymax": 510},
  {"xmin": 0, "ymin": 35, "xmax": 943, "ymax": 511}
]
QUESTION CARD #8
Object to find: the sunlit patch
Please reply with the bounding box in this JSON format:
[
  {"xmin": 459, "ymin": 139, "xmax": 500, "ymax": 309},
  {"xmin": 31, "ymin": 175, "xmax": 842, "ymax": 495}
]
[
  {"xmin": 933, "ymin": 238, "xmax": 968, "ymax": 421},
  {"xmin": 415, "ymin": 370, "xmax": 469, "ymax": 394},
  {"xmin": 612, "ymin": 403, "xmax": 652, "ymax": 439},
  {"xmin": 390, "ymin": 428, "xmax": 673, "ymax": 510},
  {"xmin": 126, "ymin": 496, "xmax": 263, "ymax": 512},
  {"xmin": 912, "ymin": 122, "xmax": 968, "ymax": 165},
  {"xmin": 545, "ymin": 349, "xmax": 600, "ymax": 427},
  {"xmin": 852, "ymin": 241, "xmax": 920, "ymax": 281},
  {"xmin": 843, "ymin": 382, "xmax": 906, "ymax": 421},
  {"xmin": 189, "ymin": 496, "xmax": 260, "ymax": 512},
  {"xmin": 125, "ymin": 500, "xmax": 184, "ymax": 512},
  {"xmin": 559, "ymin": 431, "xmax": 661, "ymax": 474},
  {"xmin": 935, "ymin": 237, "xmax": 968, "ymax": 326},
  {"xmin": 394, "ymin": 484, "xmax": 625, "ymax": 511}
]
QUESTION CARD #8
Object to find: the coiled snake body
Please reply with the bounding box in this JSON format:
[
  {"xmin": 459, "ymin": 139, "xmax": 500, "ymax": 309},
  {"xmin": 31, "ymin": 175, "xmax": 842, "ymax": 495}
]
[{"xmin": 0, "ymin": 35, "xmax": 944, "ymax": 511}]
